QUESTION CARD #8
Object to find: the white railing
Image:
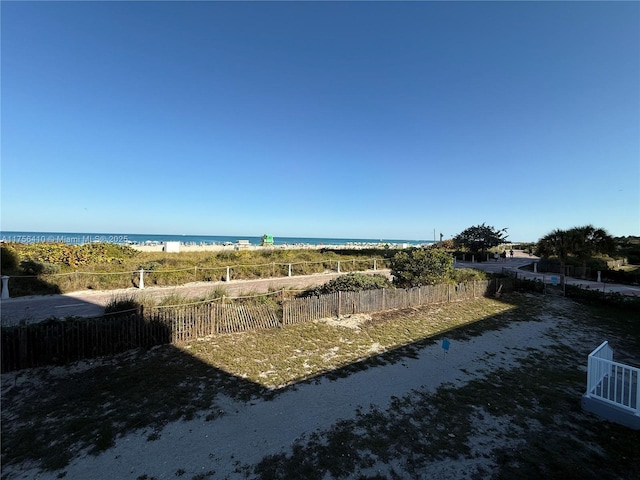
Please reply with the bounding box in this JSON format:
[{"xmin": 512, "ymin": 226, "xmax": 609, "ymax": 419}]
[{"xmin": 586, "ymin": 341, "xmax": 639, "ymax": 415}]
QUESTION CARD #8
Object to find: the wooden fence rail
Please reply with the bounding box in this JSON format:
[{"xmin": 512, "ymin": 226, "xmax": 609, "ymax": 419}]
[{"xmin": 1, "ymin": 278, "xmax": 512, "ymax": 372}]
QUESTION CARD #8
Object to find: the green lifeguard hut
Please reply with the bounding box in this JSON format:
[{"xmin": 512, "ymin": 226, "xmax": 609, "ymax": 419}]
[{"xmin": 261, "ymin": 234, "xmax": 274, "ymax": 246}]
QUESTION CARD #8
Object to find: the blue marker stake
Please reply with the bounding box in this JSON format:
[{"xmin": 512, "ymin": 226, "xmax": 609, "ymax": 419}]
[{"xmin": 442, "ymin": 338, "xmax": 450, "ymax": 358}]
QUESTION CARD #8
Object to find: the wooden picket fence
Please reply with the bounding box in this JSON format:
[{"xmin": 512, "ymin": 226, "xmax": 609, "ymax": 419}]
[{"xmin": 0, "ymin": 278, "xmax": 511, "ymax": 372}]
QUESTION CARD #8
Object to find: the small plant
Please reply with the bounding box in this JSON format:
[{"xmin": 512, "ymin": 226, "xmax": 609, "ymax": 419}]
[
  {"xmin": 203, "ymin": 286, "xmax": 229, "ymax": 301},
  {"xmin": 20, "ymin": 259, "xmax": 61, "ymax": 275},
  {"xmin": 139, "ymin": 261, "xmax": 162, "ymax": 271},
  {"xmin": 453, "ymin": 268, "xmax": 487, "ymax": 283},
  {"xmin": 104, "ymin": 294, "xmax": 143, "ymax": 314},
  {"xmin": 299, "ymin": 273, "xmax": 393, "ymax": 297}
]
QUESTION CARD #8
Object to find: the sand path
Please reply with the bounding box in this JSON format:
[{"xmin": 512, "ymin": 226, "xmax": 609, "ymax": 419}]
[{"xmin": 4, "ymin": 313, "xmax": 561, "ymax": 480}]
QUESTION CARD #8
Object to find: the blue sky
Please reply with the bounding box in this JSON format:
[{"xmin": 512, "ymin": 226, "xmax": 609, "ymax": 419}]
[{"xmin": 2, "ymin": 1, "xmax": 638, "ymax": 242}]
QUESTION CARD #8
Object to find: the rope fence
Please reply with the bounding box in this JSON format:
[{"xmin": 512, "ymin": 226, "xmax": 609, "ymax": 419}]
[{"xmin": 0, "ymin": 258, "xmax": 387, "ymax": 299}]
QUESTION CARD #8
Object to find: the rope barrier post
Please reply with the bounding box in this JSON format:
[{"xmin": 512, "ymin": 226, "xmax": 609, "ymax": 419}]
[
  {"xmin": 226, "ymin": 266, "xmax": 230, "ymax": 282},
  {"xmin": 1, "ymin": 275, "xmax": 10, "ymax": 299},
  {"xmin": 288, "ymin": 264, "xmax": 292, "ymax": 277},
  {"xmin": 373, "ymin": 259, "xmax": 377, "ymax": 271},
  {"xmin": 337, "ymin": 261, "xmax": 341, "ymax": 273},
  {"xmin": 139, "ymin": 269, "xmax": 144, "ymax": 289}
]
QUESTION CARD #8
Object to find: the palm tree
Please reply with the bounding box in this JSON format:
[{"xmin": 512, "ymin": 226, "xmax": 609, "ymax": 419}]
[
  {"xmin": 568, "ymin": 225, "xmax": 615, "ymax": 278},
  {"xmin": 537, "ymin": 226, "xmax": 615, "ymax": 278},
  {"xmin": 537, "ymin": 229, "xmax": 571, "ymax": 274}
]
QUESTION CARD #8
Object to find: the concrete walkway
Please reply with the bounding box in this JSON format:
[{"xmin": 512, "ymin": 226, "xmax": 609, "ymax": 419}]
[
  {"xmin": 456, "ymin": 253, "xmax": 640, "ymax": 297},
  {"xmin": 0, "ymin": 270, "xmax": 392, "ymax": 326}
]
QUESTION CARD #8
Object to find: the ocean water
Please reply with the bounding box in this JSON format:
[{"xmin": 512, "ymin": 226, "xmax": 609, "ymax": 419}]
[{"xmin": 0, "ymin": 231, "xmax": 431, "ymax": 247}]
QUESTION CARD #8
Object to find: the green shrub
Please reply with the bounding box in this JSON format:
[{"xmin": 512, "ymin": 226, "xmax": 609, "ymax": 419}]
[
  {"xmin": 390, "ymin": 248, "xmax": 454, "ymax": 287},
  {"xmin": 299, "ymin": 273, "xmax": 393, "ymax": 297},
  {"xmin": 138, "ymin": 261, "xmax": 162, "ymax": 271},
  {"xmin": 104, "ymin": 295, "xmax": 143, "ymax": 314},
  {"xmin": 1, "ymin": 245, "xmax": 19, "ymax": 273},
  {"xmin": 453, "ymin": 268, "xmax": 487, "ymax": 283},
  {"xmin": 19, "ymin": 260, "xmax": 61, "ymax": 275}
]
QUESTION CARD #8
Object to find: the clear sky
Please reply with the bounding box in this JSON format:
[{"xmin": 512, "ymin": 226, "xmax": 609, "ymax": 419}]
[{"xmin": 2, "ymin": 1, "xmax": 638, "ymax": 242}]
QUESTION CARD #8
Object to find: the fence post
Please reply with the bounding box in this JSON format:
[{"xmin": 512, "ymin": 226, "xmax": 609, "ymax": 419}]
[
  {"xmin": 226, "ymin": 266, "xmax": 230, "ymax": 282},
  {"xmin": 447, "ymin": 284, "xmax": 451, "ymax": 303},
  {"xmin": 288, "ymin": 264, "xmax": 292, "ymax": 277},
  {"xmin": 472, "ymin": 255, "xmax": 475, "ymax": 263},
  {"xmin": 534, "ymin": 262, "xmax": 538, "ymax": 273},
  {"xmin": 19, "ymin": 327, "xmax": 29, "ymax": 369},
  {"xmin": 373, "ymin": 259, "xmax": 377, "ymax": 271},
  {"xmin": 139, "ymin": 269, "xmax": 145, "ymax": 289},
  {"xmin": 473, "ymin": 280, "xmax": 475, "ymax": 298},
  {"xmin": 1, "ymin": 275, "xmax": 9, "ymax": 299},
  {"xmin": 337, "ymin": 261, "xmax": 341, "ymax": 273},
  {"xmin": 194, "ymin": 266, "xmax": 198, "ymax": 282},
  {"xmin": 597, "ymin": 271, "xmax": 601, "ymax": 283},
  {"xmin": 338, "ymin": 291, "xmax": 342, "ymax": 317}
]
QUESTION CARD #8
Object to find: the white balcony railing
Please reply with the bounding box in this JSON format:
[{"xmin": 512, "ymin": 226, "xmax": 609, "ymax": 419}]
[{"xmin": 586, "ymin": 341, "xmax": 639, "ymax": 415}]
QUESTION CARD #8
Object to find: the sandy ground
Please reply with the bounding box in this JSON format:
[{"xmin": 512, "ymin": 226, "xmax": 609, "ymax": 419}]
[
  {"xmin": 131, "ymin": 243, "xmax": 399, "ymax": 253},
  {"xmin": 1, "ymin": 299, "xmax": 587, "ymax": 480}
]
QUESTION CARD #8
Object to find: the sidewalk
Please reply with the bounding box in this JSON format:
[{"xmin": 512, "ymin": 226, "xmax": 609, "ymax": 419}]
[
  {"xmin": 456, "ymin": 257, "xmax": 640, "ymax": 297},
  {"xmin": 2, "ymin": 256, "xmax": 638, "ymax": 326},
  {"xmin": 0, "ymin": 270, "xmax": 392, "ymax": 326}
]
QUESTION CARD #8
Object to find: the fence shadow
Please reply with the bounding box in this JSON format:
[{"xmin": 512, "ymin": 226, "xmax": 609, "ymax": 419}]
[
  {"xmin": 1, "ymin": 279, "xmax": 516, "ymax": 373},
  {"xmin": 1, "ymin": 285, "xmax": 528, "ymax": 471}
]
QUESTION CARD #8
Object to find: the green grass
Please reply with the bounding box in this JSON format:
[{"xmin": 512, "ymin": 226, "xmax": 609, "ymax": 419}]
[
  {"xmin": 254, "ymin": 296, "xmax": 640, "ymax": 480},
  {"xmin": 2, "ymin": 293, "xmax": 639, "ymax": 478},
  {"xmin": 1, "ymin": 296, "xmax": 514, "ymax": 473}
]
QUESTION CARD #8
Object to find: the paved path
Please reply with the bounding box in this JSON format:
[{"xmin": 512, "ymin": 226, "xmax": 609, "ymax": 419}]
[
  {"xmin": 0, "ymin": 270, "xmax": 393, "ymax": 325},
  {"xmin": 457, "ymin": 255, "xmax": 640, "ymax": 297}
]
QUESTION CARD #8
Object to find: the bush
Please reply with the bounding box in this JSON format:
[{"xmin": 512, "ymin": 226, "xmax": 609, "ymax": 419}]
[
  {"xmin": 138, "ymin": 261, "xmax": 162, "ymax": 271},
  {"xmin": 20, "ymin": 260, "xmax": 61, "ymax": 275},
  {"xmin": 299, "ymin": 273, "xmax": 393, "ymax": 297},
  {"xmin": 601, "ymin": 268, "xmax": 640, "ymax": 285},
  {"xmin": 453, "ymin": 268, "xmax": 487, "ymax": 283},
  {"xmin": 1, "ymin": 245, "xmax": 19, "ymax": 273},
  {"xmin": 390, "ymin": 248, "xmax": 454, "ymax": 288},
  {"xmin": 104, "ymin": 295, "xmax": 143, "ymax": 314}
]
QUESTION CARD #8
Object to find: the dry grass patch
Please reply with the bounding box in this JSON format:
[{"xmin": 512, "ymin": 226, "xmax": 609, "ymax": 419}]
[
  {"xmin": 183, "ymin": 297, "xmax": 516, "ymax": 389},
  {"xmin": 0, "ymin": 295, "xmax": 522, "ymax": 474}
]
